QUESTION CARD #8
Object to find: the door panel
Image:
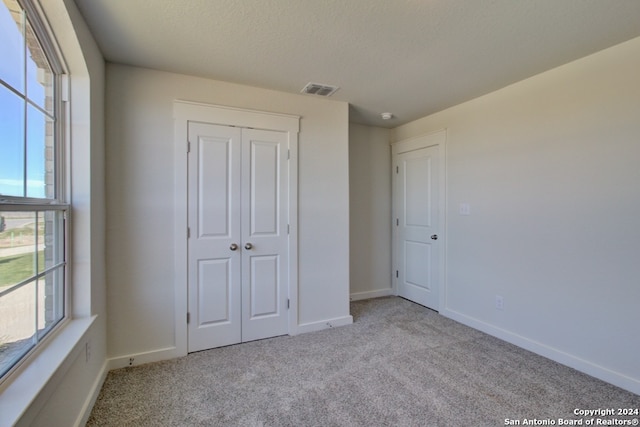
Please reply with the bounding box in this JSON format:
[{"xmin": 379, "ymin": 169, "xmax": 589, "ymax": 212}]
[
  {"xmin": 197, "ymin": 259, "xmax": 232, "ymax": 324},
  {"xmin": 405, "ymin": 241, "xmax": 430, "ymax": 290},
  {"xmin": 188, "ymin": 123, "xmax": 242, "ymax": 351},
  {"xmin": 249, "ymin": 255, "xmax": 279, "ymax": 318},
  {"xmin": 197, "ymin": 136, "xmax": 233, "ymax": 237},
  {"xmin": 405, "ymin": 156, "xmax": 431, "ymax": 227},
  {"xmin": 396, "ymin": 145, "xmax": 440, "ymax": 309},
  {"xmin": 250, "ymin": 141, "xmax": 280, "ymax": 236},
  {"xmin": 241, "ymin": 129, "xmax": 289, "ymax": 342}
]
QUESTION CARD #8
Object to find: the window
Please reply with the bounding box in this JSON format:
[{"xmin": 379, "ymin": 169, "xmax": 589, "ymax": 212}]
[{"xmin": 0, "ymin": 0, "xmax": 67, "ymax": 380}]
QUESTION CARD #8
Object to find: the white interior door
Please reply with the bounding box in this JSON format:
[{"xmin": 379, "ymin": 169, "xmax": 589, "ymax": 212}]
[
  {"xmin": 188, "ymin": 123, "xmax": 288, "ymax": 352},
  {"xmin": 394, "ymin": 143, "xmax": 441, "ymax": 310}
]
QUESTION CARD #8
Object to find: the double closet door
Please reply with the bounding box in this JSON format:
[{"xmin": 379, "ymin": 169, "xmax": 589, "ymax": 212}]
[{"xmin": 187, "ymin": 122, "xmax": 289, "ymax": 352}]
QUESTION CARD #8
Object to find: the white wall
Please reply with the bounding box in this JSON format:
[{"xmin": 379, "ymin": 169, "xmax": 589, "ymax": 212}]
[
  {"xmin": 393, "ymin": 37, "xmax": 640, "ymax": 394},
  {"xmin": 14, "ymin": 0, "xmax": 108, "ymax": 425},
  {"xmin": 105, "ymin": 64, "xmax": 351, "ymax": 360},
  {"xmin": 349, "ymin": 123, "xmax": 392, "ymax": 300}
]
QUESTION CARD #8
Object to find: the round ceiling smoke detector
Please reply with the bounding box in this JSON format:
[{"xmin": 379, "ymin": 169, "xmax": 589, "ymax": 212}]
[{"xmin": 381, "ymin": 112, "xmax": 393, "ymax": 120}]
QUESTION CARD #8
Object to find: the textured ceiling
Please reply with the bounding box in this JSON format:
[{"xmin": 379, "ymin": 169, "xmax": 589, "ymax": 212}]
[{"xmin": 73, "ymin": 0, "xmax": 640, "ymax": 128}]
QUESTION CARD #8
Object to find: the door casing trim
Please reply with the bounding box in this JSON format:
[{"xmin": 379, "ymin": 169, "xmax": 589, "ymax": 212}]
[{"xmin": 174, "ymin": 100, "xmax": 300, "ymax": 356}]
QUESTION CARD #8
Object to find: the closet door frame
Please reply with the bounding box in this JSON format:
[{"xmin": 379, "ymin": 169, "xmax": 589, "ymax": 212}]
[{"xmin": 173, "ymin": 100, "xmax": 300, "ymax": 356}]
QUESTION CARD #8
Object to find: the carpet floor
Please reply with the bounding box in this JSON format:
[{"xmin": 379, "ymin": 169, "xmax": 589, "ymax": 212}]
[{"xmin": 86, "ymin": 297, "xmax": 639, "ymax": 426}]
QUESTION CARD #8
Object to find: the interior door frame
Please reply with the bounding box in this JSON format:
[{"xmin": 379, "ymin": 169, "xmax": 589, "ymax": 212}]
[
  {"xmin": 174, "ymin": 100, "xmax": 300, "ymax": 356},
  {"xmin": 391, "ymin": 129, "xmax": 447, "ymax": 311}
]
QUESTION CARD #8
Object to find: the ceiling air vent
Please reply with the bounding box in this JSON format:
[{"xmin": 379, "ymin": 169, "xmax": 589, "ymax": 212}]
[{"xmin": 301, "ymin": 82, "xmax": 339, "ymax": 97}]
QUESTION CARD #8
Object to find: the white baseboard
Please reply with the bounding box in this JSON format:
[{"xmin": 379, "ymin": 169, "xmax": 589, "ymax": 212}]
[
  {"xmin": 106, "ymin": 316, "xmax": 355, "ymax": 370},
  {"xmin": 74, "ymin": 359, "xmax": 108, "ymax": 427},
  {"xmin": 441, "ymin": 308, "xmax": 640, "ymax": 396},
  {"xmin": 107, "ymin": 346, "xmax": 185, "ymax": 371},
  {"xmin": 350, "ymin": 288, "xmax": 394, "ymax": 301},
  {"xmin": 295, "ymin": 315, "xmax": 354, "ymax": 335}
]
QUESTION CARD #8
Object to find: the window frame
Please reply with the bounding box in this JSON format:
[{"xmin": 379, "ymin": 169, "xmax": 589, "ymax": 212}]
[{"xmin": 0, "ymin": 0, "xmax": 70, "ymax": 384}]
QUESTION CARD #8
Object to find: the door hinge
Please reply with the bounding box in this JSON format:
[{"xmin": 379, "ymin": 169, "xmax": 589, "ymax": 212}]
[
  {"xmin": 396, "ymin": 165, "xmax": 399, "ymax": 174},
  {"xmin": 187, "ymin": 312, "xmax": 190, "ymax": 324},
  {"xmin": 287, "ymin": 149, "xmax": 290, "ymax": 160},
  {"xmin": 396, "ymin": 270, "xmax": 399, "ymax": 278},
  {"xmin": 187, "ymin": 227, "xmax": 191, "ymax": 238},
  {"xmin": 287, "ymin": 299, "xmax": 290, "ymax": 309},
  {"xmin": 287, "ymin": 224, "xmax": 290, "ymax": 234},
  {"xmin": 396, "ymin": 218, "xmax": 399, "ymax": 226},
  {"xmin": 187, "ymin": 141, "xmax": 191, "ymax": 153}
]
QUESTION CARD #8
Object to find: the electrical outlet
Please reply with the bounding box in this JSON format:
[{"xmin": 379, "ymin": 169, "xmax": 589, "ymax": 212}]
[{"xmin": 495, "ymin": 295, "xmax": 504, "ymax": 310}]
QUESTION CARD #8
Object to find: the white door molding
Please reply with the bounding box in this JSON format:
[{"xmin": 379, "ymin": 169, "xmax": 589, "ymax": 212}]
[
  {"xmin": 391, "ymin": 129, "xmax": 447, "ymax": 311},
  {"xmin": 174, "ymin": 100, "xmax": 299, "ymax": 356}
]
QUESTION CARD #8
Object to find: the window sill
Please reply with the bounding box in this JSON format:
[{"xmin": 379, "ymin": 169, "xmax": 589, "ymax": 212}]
[{"xmin": 0, "ymin": 315, "xmax": 96, "ymax": 426}]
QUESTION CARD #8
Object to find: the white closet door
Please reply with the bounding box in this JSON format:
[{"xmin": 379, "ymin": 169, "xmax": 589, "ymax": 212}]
[
  {"xmin": 241, "ymin": 128, "xmax": 289, "ymax": 342},
  {"xmin": 187, "ymin": 123, "xmax": 288, "ymax": 352},
  {"xmin": 188, "ymin": 123, "xmax": 242, "ymax": 351}
]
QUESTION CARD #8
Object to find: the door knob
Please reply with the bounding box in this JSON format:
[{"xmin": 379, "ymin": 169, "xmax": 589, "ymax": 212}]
[
  {"xmin": 244, "ymin": 243, "xmax": 253, "ymax": 250},
  {"xmin": 431, "ymin": 235, "xmax": 438, "ymax": 240},
  {"xmin": 230, "ymin": 243, "xmax": 238, "ymax": 251}
]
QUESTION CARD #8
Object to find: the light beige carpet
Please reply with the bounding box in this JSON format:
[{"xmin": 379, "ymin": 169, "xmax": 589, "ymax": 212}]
[{"xmin": 87, "ymin": 297, "xmax": 639, "ymax": 426}]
